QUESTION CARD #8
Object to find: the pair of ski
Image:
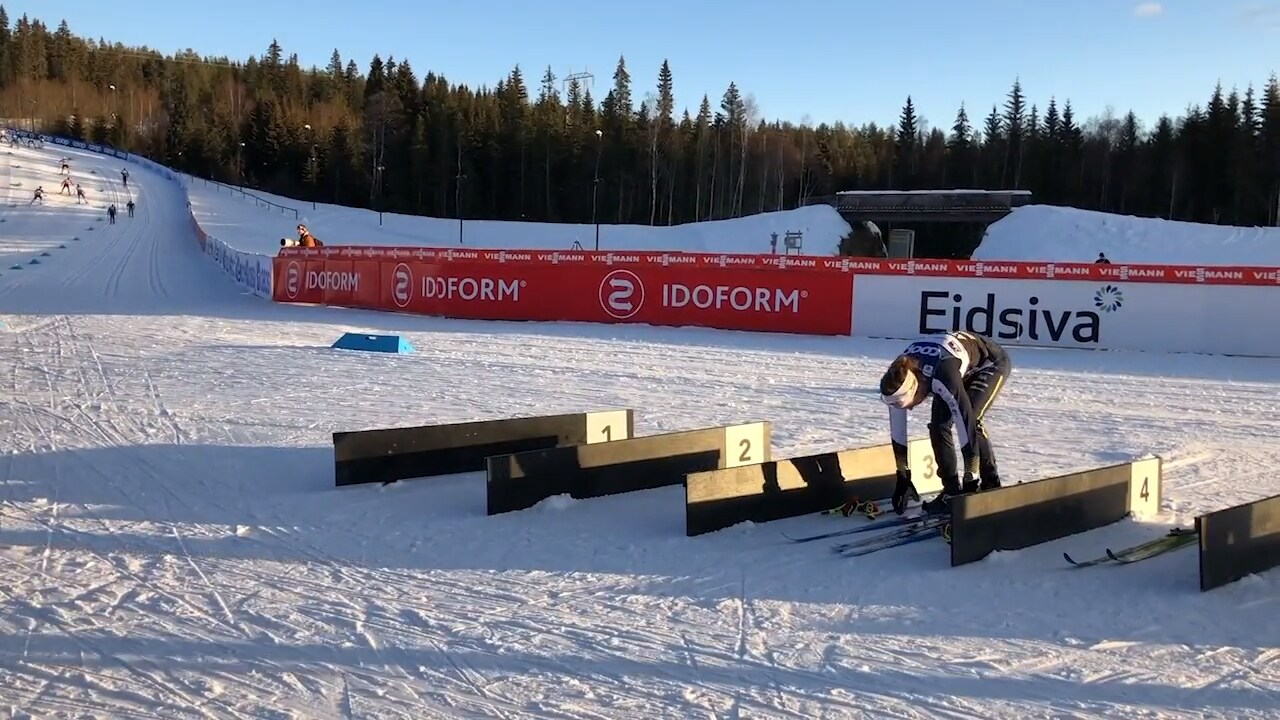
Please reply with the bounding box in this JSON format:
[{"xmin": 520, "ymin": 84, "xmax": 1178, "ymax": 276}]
[
  {"xmin": 829, "ymin": 516, "xmax": 949, "ymax": 557},
  {"xmin": 1063, "ymin": 527, "xmax": 1198, "ymax": 567},
  {"xmin": 783, "ymin": 502, "xmax": 949, "ymax": 557},
  {"xmin": 784, "ymin": 501, "xmax": 932, "ymax": 544}
]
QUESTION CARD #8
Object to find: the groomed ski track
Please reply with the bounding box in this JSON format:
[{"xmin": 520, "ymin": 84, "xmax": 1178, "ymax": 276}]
[{"xmin": 0, "ymin": 140, "xmax": 1277, "ymax": 719}]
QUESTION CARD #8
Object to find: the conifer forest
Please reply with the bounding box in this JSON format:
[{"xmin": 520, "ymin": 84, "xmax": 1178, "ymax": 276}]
[{"xmin": 1, "ymin": 8, "xmax": 1278, "ymax": 230}]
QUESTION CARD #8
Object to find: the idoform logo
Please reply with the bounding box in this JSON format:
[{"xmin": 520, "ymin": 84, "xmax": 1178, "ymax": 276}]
[
  {"xmin": 392, "ymin": 263, "xmax": 413, "ymax": 308},
  {"xmin": 285, "ymin": 261, "xmax": 301, "ymax": 299},
  {"xmin": 1094, "ymin": 284, "xmax": 1123, "ymax": 313},
  {"xmin": 599, "ymin": 269, "xmax": 644, "ymax": 319}
]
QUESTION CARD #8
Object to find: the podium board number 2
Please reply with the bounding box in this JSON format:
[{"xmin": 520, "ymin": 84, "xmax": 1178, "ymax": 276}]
[{"xmin": 723, "ymin": 423, "xmax": 768, "ymax": 469}]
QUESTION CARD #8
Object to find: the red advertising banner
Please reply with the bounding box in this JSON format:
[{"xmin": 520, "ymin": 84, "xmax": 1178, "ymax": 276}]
[
  {"xmin": 273, "ymin": 244, "xmax": 1280, "ymax": 338},
  {"xmin": 273, "ymin": 254, "xmax": 853, "ymax": 336},
  {"xmin": 276, "ymin": 246, "xmax": 1280, "ymax": 287}
]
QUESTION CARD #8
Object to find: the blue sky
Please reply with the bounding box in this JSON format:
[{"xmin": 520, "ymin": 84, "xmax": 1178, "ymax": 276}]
[{"xmin": 17, "ymin": 0, "xmax": 1280, "ymax": 132}]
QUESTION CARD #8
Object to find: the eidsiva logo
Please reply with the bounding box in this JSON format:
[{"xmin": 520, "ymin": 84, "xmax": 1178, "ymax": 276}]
[
  {"xmin": 1094, "ymin": 284, "xmax": 1123, "ymax": 313},
  {"xmin": 599, "ymin": 269, "xmax": 644, "ymax": 319},
  {"xmin": 392, "ymin": 263, "xmax": 413, "ymax": 308},
  {"xmin": 285, "ymin": 261, "xmax": 301, "ymax": 299}
]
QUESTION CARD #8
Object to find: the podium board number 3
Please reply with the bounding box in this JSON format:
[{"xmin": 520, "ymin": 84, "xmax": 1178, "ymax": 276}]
[{"xmin": 920, "ymin": 453, "xmax": 936, "ymax": 479}]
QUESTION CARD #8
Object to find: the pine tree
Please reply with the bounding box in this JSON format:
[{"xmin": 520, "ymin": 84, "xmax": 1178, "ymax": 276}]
[
  {"xmin": 694, "ymin": 95, "xmax": 712, "ymax": 220},
  {"xmin": 980, "ymin": 105, "xmax": 1003, "ymax": 188},
  {"xmin": 1261, "ymin": 74, "xmax": 1280, "ymax": 224},
  {"xmin": 1002, "ymin": 79, "xmax": 1026, "ymax": 187},
  {"xmin": 894, "ymin": 95, "xmax": 919, "ymax": 188},
  {"xmin": 0, "ymin": 6, "xmax": 11, "ymax": 87},
  {"xmin": 946, "ymin": 103, "xmax": 973, "ymax": 188},
  {"xmin": 535, "ymin": 65, "xmax": 561, "ymax": 220},
  {"xmin": 1147, "ymin": 114, "xmax": 1177, "ymax": 218},
  {"xmin": 1113, "ymin": 111, "xmax": 1140, "ymax": 212},
  {"xmin": 656, "ymin": 60, "xmax": 676, "ymax": 224},
  {"xmin": 1059, "ymin": 101, "xmax": 1083, "ymax": 202}
]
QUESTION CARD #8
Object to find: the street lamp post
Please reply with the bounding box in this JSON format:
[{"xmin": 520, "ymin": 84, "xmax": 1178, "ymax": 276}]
[
  {"xmin": 592, "ymin": 129, "xmax": 602, "ymax": 250},
  {"xmin": 303, "ymin": 123, "xmax": 317, "ymax": 209},
  {"xmin": 374, "ymin": 164, "xmax": 385, "ymax": 226},
  {"xmin": 107, "ymin": 84, "xmax": 117, "ymax": 144},
  {"xmin": 455, "ymin": 139, "xmax": 466, "ymax": 244}
]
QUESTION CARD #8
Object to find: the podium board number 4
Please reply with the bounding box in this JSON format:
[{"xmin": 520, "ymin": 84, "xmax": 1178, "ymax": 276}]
[
  {"xmin": 1128, "ymin": 459, "xmax": 1161, "ymax": 518},
  {"xmin": 724, "ymin": 423, "xmax": 767, "ymax": 468}
]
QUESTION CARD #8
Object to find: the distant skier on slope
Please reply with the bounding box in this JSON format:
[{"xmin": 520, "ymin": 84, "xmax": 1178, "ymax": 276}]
[{"xmin": 878, "ymin": 330, "xmax": 1013, "ymax": 515}]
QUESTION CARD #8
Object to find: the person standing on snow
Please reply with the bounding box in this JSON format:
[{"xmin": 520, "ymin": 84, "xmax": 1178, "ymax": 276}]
[{"xmin": 878, "ymin": 330, "xmax": 1014, "ymax": 515}]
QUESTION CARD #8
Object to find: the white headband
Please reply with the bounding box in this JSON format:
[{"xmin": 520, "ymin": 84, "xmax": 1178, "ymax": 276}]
[{"xmin": 881, "ymin": 370, "xmax": 918, "ymax": 408}]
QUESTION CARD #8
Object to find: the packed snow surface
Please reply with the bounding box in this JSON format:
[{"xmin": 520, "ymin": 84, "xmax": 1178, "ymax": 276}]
[
  {"xmin": 977, "ymin": 204, "xmax": 1280, "ymax": 265},
  {"xmin": 0, "ymin": 139, "xmax": 1278, "ymax": 719}
]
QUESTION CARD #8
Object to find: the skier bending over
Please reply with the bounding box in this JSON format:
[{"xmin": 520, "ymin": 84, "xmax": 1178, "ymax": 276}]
[{"xmin": 878, "ymin": 330, "xmax": 1013, "ymax": 515}]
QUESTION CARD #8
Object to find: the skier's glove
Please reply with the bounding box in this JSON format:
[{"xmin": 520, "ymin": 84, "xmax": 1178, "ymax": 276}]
[{"xmin": 891, "ymin": 469, "xmax": 919, "ymax": 515}]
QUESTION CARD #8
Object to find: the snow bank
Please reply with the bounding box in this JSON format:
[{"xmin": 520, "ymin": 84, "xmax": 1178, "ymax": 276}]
[
  {"xmin": 183, "ymin": 177, "xmax": 853, "ymax": 257},
  {"xmin": 976, "ymin": 204, "xmax": 1280, "ymax": 265}
]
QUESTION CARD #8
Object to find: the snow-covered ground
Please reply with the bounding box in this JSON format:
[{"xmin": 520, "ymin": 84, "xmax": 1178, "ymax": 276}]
[
  {"xmin": 976, "ymin": 204, "xmax": 1280, "ymax": 265},
  {"xmin": 183, "ymin": 176, "xmax": 854, "ymax": 258},
  {"xmin": 0, "ymin": 139, "xmax": 1278, "ymax": 719}
]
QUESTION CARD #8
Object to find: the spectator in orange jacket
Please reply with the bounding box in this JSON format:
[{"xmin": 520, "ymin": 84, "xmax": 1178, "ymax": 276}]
[{"xmin": 296, "ymin": 224, "xmax": 323, "ymax": 247}]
